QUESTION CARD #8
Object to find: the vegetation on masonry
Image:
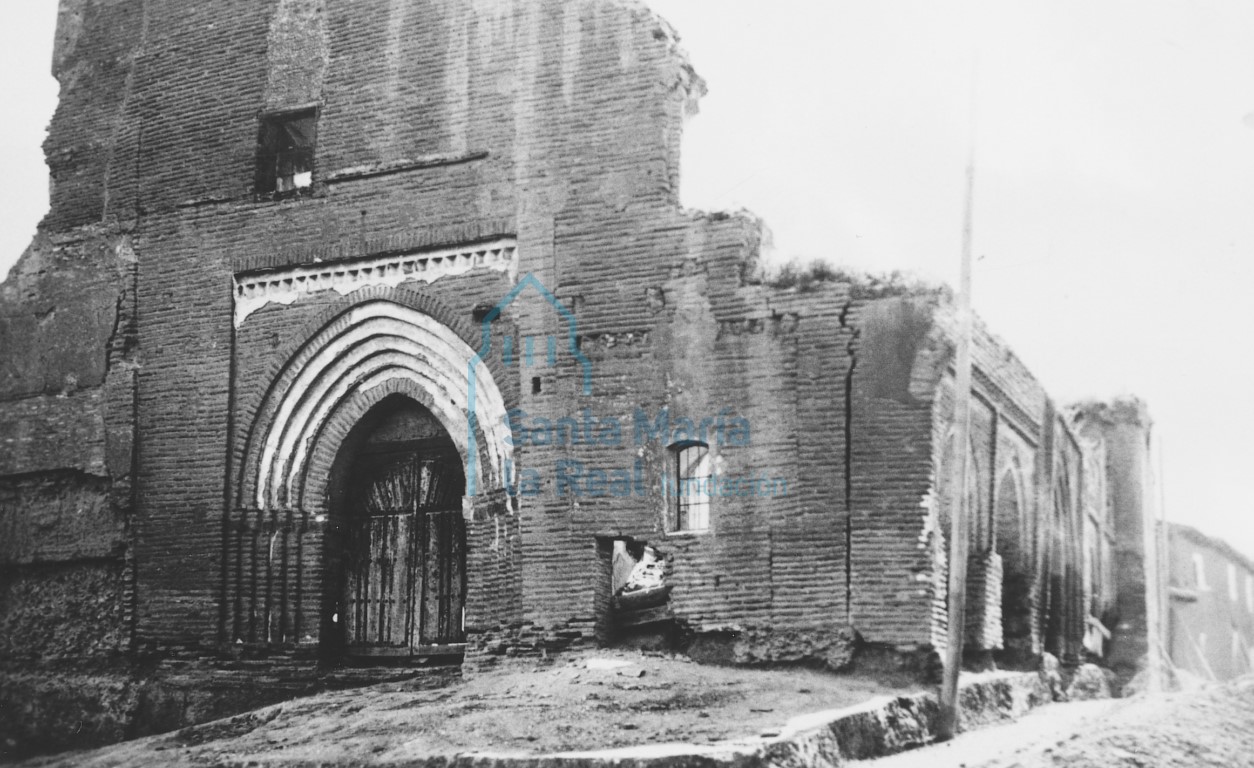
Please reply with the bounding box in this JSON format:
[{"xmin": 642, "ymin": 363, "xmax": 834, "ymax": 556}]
[{"xmin": 763, "ymin": 258, "xmax": 950, "ymax": 300}]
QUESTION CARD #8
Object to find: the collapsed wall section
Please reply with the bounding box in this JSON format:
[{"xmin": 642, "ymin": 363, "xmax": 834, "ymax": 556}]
[
  {"xmin": 0, "ymin": 230, "xmax": 138, "ymax": 756},
  {"xmin": 0, "ymin": 229, "xmax": 138, "ymax": 631},
  {"xmin": 0, "ymin": 3, "xmax": 147, "ymax": 756}
]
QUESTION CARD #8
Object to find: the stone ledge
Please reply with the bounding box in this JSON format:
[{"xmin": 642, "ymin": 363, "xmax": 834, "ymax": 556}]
[{"xmin": 321, "ymin": 151, "xmax": 490, "ymax": 184}]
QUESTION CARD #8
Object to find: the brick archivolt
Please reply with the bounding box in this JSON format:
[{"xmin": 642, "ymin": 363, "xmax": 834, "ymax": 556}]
[{"xmin": 242, "ymin": 300, "xmax": 511, "ymax": 511}]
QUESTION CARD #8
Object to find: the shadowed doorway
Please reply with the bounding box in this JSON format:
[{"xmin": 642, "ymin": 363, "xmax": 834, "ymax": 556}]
[{"xmin": 324, "ymin": 395, "xmax": 467, "ymax": 660}]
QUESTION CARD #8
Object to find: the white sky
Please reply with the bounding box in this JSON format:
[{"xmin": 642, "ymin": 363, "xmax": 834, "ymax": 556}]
[{"xmin": 2, "ymin": 1, "xmax": 1253, "ymax": 558}]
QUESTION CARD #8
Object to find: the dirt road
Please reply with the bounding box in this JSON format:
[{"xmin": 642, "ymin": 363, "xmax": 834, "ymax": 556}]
[
  {"xmin": 857, "ymin": 676, "xmax": 1254, "ymax": 768},
  {"xmin": 20, "ymin": 649, "xmax": 914, "ymax": 767}
]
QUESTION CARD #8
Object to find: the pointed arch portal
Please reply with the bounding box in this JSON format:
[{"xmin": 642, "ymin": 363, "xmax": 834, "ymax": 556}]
[
  {"xmin": 328, "ymin": 396, "xmax": 467, "ymax": 654},
  {"xmin": 230, "ymin": 299, "xmax": 513, "ymax": 656},
  {"xmin": 240, "ymin": 299, "xmax": 511, "ymax": 512}
]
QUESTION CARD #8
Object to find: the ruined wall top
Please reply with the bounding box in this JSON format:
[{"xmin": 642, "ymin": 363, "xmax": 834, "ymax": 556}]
[
  {"xmin": 1071, "ymin": 398, "xmax": 1153, "ymax": 430},
  {"xmin": 37, "ymin": 0, "xmax": 708, "ymax": 234}
]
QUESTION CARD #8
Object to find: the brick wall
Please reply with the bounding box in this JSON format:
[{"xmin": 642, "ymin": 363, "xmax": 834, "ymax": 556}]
[
  {"xmin": 96, "ymin": 0, "xmax": 712, "ymax": 652},
  {"xmin": 0, "ymin": 2, "xmax": 1155, "ymax": 754},
  {"xmin": 1072, "ymin": 399, "xmax": 1157, "ymax": 686},
  {"xmin": 896, "ymin": 303, "xmax": 1121, "ymax": 667}
]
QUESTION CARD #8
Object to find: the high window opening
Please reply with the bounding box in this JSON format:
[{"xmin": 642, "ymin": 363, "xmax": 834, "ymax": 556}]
[
  {"xmin": 671, "ymin": 441, "xmax": 711, "ymax": 532},
  {"xmin": 256, "ymin": 108, "xmax": 317, "ymax": 195}
]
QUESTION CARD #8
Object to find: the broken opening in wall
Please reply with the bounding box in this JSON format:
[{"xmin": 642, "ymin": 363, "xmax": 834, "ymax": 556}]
[
  {"xmin": 593, "ymin": 536, "xmax": 676, "ymax": 650},
  {"xmin": 255, "ymin": 107, "xmax": 317, "ymax": 195}
]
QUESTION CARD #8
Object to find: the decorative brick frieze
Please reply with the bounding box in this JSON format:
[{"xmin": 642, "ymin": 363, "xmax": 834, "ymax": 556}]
[{"xmin": 233, "ymin": 238, "xmax": 518, "ymax": 326}]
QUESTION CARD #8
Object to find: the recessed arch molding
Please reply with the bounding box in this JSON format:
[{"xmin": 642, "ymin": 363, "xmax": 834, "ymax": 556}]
[{"xmin": 237, "ymin": 298, "xmax": 512, "ymax": 514}]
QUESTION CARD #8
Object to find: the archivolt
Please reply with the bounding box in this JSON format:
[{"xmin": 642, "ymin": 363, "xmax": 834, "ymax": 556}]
[{"xmin": 239, "ymin": 300, "xmax": 510, "ymax": 511}]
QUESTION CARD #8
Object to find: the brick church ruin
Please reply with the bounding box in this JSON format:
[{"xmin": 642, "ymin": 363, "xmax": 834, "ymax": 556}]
[{"xmin": 0, "ymin": 0, "xmax": 1163, "ymax": 754}]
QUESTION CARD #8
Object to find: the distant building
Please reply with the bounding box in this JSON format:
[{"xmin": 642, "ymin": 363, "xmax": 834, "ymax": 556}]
[{"xmin": 1166, "ymin": 523, "xmax": 1254, "ymax": 680}]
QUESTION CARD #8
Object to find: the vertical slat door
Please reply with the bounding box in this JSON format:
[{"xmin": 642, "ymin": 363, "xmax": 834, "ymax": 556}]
[
  {"xmin": 344, "ymin": 450, "xmax": 465, "ymax": 655},
  {"xmin": 419, "ymin": 509, "xmax": 466, "ymax": 646}
]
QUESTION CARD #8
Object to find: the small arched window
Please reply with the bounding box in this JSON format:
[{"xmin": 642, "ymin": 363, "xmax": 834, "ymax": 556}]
[{"xmin": 671, "ymin": 441, "xmax": 711, "ymax": 532}]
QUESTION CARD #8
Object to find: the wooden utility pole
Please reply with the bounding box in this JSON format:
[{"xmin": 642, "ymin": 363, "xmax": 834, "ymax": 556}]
[
  {"xmin": 1144, "ymin": 432, "xmax": 1167, "ymax": 693},
  {"xmin": 937, "ymin": 66, "xmax": 978, "ymax": 742}
]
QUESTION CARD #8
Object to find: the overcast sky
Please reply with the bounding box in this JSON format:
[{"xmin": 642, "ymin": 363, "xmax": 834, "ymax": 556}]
[{"xmin": 2, "ymin": 1, "xmax": 1253, "ymax": 558}]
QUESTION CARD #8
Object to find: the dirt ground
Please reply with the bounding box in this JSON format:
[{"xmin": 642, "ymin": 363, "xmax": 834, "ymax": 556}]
[
  {"xmin": 859, "ymin": 675, "xmax": 1254, "ymax": 768},
  {"xmin": 21, "ymin": 649, "xmax": 917, "ymax": 767}
]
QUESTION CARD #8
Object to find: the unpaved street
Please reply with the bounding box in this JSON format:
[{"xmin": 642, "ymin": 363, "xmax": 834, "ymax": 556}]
[
  {"xmin": 19, "ymin": 650, "xmax": 915, "ymax": 767},
  {"xmin": 858, "ymin": 676, "xmax": 1254, "ymax": 768}
]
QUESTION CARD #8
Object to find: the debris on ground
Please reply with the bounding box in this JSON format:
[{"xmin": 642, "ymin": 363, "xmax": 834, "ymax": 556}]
[
  {"xmin": 1064, "ymin": 662, "xmax": 1111, "ymax": 701},
  {"xmin": 859, "ymin": 675, "xmax": 1254, "ymax": 768},
  {"xmin": 1038, "ymin": 651, "xmax": 1066, "ymax": 701},
  {"xmin": 20, "ymin": 649, "xmax": 918, "ymax": 767},
  {"xmin": 1012, "ymin": 676, "xmax": 1254, "ymax": 768}
]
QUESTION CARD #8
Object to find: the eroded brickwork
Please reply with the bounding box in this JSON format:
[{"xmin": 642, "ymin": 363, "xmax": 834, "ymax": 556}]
[{"xmin": 1, "ymin": 0, "xmax": 1154, "ymax": 757}]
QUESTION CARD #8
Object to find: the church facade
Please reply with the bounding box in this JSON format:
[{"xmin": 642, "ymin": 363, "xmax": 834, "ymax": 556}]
[{"xmin": 0, "ymin": 0, "xmax": 1157, "ymax": 754}]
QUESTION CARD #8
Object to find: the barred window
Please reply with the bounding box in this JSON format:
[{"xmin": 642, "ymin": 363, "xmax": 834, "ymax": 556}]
[
  {"xmin": 256, "ymin": 108, "xmax": 317, "ymax": 194},
  {"xmin": 671, "ymin": 441, "xmax": 711, "ymax": 532}
]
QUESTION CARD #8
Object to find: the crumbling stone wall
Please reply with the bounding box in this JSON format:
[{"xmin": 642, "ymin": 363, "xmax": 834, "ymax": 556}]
[
  {"xmin": 0, "ymin": 138, "xmax": 140, "ymax": 762},
  {"xmin": 0, "ymin": 1, "xmax": 142, "ymax": 750},
  {"xmin": 0, "ymin": 558, "xmax": 127, "ymax": 662},
  {"xmin": 1, "ymin": 0, "xmax": 1147, "ymax": 755},
  {"xmin": 865, "ymin": 300, "xmax": 1118, "ymax": 671},
  {"xmin": 1073, "ymin": 399, "xmax": 1159, "ymax": 689}
]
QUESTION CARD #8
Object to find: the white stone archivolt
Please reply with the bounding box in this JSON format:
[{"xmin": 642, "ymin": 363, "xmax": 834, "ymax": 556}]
[{"xmin": 245, "ymin": 300, "xmax": 510, "ymax": 511}]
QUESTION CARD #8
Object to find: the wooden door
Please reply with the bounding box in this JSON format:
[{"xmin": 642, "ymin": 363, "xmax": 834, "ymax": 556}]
[{"xmin": 343, "ymin": 443, "xmax": 466, "ymax": 655}]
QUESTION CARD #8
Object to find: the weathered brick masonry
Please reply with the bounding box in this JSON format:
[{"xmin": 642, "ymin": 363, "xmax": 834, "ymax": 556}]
[{"xmin": 0, "ymin": 0, "xmax": 1153, "ymax": 757}]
